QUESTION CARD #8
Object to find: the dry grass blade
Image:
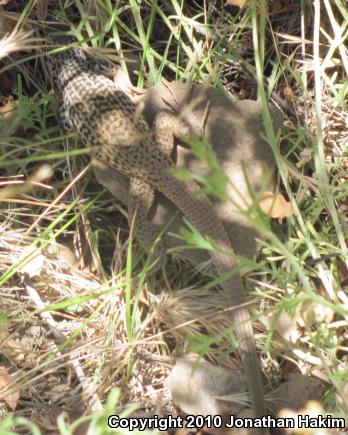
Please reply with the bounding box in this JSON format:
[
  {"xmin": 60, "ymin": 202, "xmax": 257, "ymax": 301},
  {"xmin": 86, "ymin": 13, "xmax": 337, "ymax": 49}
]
[
  {"xmin": 0, "ymin": 165, "xmax": 53, "ymax": 200},
  {"xmin": 0, "ymin": 30, "xmax": 42, "ymax": 59}
]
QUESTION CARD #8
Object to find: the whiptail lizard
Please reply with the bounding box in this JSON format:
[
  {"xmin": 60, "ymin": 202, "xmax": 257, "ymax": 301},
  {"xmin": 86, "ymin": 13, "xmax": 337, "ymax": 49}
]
[
  {"xmin": 94, "ymin": 82, "xmax": 282, "ymax": 265},
  {"xmin": 47, "ymin": 45, "xmax": 267, "ymax": 421}
]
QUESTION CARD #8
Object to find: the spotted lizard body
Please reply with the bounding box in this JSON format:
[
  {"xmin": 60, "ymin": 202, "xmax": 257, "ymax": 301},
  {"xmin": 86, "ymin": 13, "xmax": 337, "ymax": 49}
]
[{"xmin": 48, "ymin": 46, "xmax": 266, "ymax": 421}]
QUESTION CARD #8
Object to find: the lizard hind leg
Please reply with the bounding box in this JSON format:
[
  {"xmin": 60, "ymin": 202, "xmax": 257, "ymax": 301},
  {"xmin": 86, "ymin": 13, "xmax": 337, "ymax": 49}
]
[{"xmin": 128, "ymin": 176, "xmax": 167, "ymax": 273}]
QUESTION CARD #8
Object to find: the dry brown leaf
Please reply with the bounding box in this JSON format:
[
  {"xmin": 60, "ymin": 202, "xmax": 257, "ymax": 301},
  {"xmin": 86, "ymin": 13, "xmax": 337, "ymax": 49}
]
[
  {"xmin": 259, "ymin": 191, "xmax": 293, "ymax": 219},
  {"xmin": 225, "ymin": 0, "xmax": 249, "ymax": 7},
  {"xmin": 0, "ymin": 97, "xmax": 18, "ymax": 120},
  {"xmin": 0, "ymin": 366, "xmax": 20, "ymax": 410}
]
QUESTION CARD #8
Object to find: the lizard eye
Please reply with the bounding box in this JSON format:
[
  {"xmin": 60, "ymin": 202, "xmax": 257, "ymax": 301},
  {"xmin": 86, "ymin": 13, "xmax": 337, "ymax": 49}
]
[{"xmin": 74, "ymin": 47, "xmax": 87, "ymax": 62}]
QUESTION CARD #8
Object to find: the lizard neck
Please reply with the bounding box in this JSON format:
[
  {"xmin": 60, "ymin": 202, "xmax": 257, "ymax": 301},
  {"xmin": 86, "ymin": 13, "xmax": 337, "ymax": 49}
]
[{"xmin": 49, "ymin": 49, "xmax": 88, "ymax": 91}]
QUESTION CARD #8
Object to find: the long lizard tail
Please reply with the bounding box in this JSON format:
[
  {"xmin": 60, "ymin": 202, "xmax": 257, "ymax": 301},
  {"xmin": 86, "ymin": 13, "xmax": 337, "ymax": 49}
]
[{"xmin": 157, "ymin": 172, "xmax": 266, "ymax": 419}]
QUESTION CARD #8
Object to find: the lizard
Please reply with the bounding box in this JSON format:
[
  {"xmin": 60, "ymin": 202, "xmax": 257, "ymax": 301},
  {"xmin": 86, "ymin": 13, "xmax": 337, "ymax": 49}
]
[
  {"xmin": 47, "ymin": 45, "xmax": 268, "ymax": 421},
  {"xmin": 94, "ymin": 81, "xmax": 283, "ymax": 265}
]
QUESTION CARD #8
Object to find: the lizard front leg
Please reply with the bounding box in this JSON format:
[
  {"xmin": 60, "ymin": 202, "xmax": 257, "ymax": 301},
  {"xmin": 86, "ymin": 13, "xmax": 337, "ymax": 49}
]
[{"xmin": 153, "ymin": 111, "xmax": 191, "ymax": 165}]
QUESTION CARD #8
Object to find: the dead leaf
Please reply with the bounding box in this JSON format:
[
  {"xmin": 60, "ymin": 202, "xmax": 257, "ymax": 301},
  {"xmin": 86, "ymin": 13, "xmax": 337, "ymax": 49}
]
[
  {"xmin": 259, "ymin": 191, "xmax": 293, "ymax": 219},
  {"xmin": 0, "ymin": 97, "xmax": 18, "ymax": 120},
  {"xmin": 0, "ymin": 366, "xmax": 20, "ymax": 410},
  {"xmin": 225, "ymin": 0, "xmax": 249, "ymax": 7}
]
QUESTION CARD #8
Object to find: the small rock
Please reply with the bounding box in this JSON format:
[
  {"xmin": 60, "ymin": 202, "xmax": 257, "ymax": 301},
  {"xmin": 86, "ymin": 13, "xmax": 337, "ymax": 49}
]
[{"xmin": 166, "ymin": 354, "xmax": 244, "ymax": 416}]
